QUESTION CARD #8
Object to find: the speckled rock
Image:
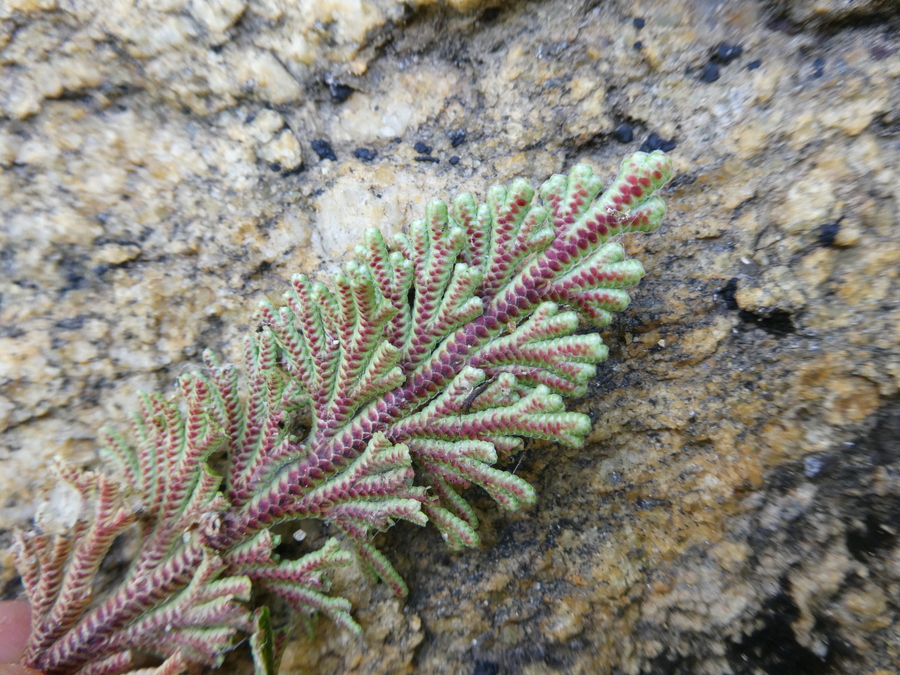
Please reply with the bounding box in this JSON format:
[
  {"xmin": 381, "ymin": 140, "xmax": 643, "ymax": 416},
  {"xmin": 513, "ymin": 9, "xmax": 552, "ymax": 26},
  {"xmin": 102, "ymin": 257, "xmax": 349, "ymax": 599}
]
[{"xmin": 2, "ymin": 0, "xmax": 900, "ymax": 674}]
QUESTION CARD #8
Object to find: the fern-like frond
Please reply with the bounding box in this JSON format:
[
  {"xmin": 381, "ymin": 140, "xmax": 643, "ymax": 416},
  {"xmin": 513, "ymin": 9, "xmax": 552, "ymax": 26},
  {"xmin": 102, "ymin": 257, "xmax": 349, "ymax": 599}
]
[{"xmin": 12, "ymin": 151, "xmax": 673, "ymax": 675}]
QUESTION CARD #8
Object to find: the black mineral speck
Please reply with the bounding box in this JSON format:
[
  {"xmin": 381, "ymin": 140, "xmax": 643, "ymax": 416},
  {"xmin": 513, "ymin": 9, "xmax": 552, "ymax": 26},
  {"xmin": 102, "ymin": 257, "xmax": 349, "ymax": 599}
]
[
  {"xmin": 354, "ymin": 147, "xmax": 375, "ymax": 161},
  {"xmin": 633, "ymin": 17, "xmax": 645, "ymax": 29},
  {"xmin": 56, "ymin": 316, "xmax": 85, "ymax": 330},
  {"xmin": 739, "ymin": 309, "xmax": 796, "ymax": 336},
  {"xmin": 818, "ymin": 221, "xmax": 840, "ymax": 246},
  {"xmin": 480, "ymin": 7, "xmax": 500, "ymax": 22},
  {"xmin": 414, "ymin": 156, "xmax": 439, "ymax": 163},
  {"xmin": 721, "ymin": 278, "xmax": 740, "ymax": 310},
  {"xmin": 699, "ymin": 62, "xmax": 720, "ymax": 82},
  {"xmin": 747, "ymin": 59, "xmax": 762, "ymax": 70},
  {"xmin": 447, "ymin": 128, "xmax": 467, "ymax": 147},
  {"xmin": 635, "ymin": 497, "xmax": 668, "ymax": 510},
  {"xmin": 414, "ymin": 141, "xmax": 432, "ymax": 154},
  {"xmin": 59, "ymin": 258, "xmax": 87, "ymax": 292},
  {"xmin": 472, "ymin": 661, "xmax": 499, "ymax": 675},
  {"xmin": 639, "ymin": 132, "xmax": 676, "ymax": 153},
  {"xmin": 716, "ymin": 43, "xmax": 743, "ymax": 65},
  {"xmin": 812, "ymin": 57, "xmax": 825, "ymax": 78},
  {"xmin": 633, "ymin": 41, "xmax": 643, "ymax": 50},
  {"xmin": 615, "ymin": 124, "xmax": 634, "ymax": 143},
  {"xmin": 449, "ymin": 156, "xmax": 460, "ymax": 165},
  {"xmin": 311, "ymin": 139, "xmax": 337, "ymax": 161},
  {"xmin": 329, "ymin": 83, "xmax": 354, "ymax": 103}
]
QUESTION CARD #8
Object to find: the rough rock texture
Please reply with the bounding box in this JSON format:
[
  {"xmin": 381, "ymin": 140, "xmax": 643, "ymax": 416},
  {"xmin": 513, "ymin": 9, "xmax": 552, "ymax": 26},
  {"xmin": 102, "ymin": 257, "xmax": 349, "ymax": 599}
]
[{"xmin": 2, "ymin": 0, "xmax": 900, "ymax": 674}]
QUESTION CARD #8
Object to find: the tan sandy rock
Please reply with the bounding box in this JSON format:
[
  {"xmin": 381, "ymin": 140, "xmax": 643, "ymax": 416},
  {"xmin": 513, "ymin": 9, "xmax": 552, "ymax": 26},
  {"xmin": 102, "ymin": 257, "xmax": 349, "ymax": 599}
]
[{"xmin": 2, "ymin": 1, "xmax": 900, "ymax": 674}]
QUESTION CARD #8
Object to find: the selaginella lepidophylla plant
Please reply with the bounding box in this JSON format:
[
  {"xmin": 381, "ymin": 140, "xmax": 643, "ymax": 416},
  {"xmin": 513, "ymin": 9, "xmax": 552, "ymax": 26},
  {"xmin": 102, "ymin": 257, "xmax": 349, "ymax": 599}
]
[{"xmin": 11, "ymin": 150, "xmax": 673, "ymax": 675}]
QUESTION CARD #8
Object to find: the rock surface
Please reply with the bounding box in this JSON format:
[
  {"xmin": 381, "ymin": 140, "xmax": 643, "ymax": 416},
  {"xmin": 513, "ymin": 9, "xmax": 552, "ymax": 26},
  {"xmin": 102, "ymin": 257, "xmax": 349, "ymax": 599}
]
[{"xmin": 2, "ymin": 0, "xmax": 900, "ymax": 673}]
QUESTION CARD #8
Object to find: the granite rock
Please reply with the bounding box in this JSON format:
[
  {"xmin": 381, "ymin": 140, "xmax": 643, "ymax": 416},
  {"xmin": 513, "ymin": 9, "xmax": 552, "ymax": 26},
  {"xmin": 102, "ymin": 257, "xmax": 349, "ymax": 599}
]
[{"xmin": 2, "ymin": 0, "xmax": 900, "ymax": 674}]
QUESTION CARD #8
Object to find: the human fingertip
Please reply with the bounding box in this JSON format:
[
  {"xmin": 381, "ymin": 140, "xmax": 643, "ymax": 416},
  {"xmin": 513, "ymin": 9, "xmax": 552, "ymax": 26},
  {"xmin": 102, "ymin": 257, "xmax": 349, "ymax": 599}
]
[
  {"xmin": 0, "ymin": 600, "xmax": 32, "ymax": 664},
  {"xmin": 0, "ymin": 665, "xmax": 44, "ymax": 675}
]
